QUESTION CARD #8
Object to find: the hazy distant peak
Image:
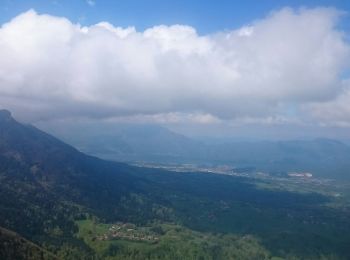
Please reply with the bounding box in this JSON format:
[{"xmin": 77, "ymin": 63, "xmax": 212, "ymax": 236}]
[{"xmin": 0, "ymin": 109, "xmax": 12, "ymax": 121}]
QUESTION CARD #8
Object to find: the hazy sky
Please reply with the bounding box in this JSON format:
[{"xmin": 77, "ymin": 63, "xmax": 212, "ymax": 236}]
[{"xmin": 1, "ymin": 1, "xmax": 350, "ymax": 139}]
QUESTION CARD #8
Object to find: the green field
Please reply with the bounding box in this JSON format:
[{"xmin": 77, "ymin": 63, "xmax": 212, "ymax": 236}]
[{"xmin": 76, "ymin": 219, "xmax": 274, "ymax": 260}]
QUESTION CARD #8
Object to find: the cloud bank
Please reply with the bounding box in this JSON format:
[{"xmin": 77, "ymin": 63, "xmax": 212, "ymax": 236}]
[{"xmin": 0, "ymin": 8, "xmax": 349, "ymax": 125}]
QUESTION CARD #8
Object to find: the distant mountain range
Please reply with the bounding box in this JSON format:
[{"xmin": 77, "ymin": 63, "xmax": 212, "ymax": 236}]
[{"xmin": 41, "ymin": 119, "xmax": 350, "ymax": 180}]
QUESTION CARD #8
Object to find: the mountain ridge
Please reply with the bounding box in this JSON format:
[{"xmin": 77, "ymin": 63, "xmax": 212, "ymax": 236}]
[
  {"xmin": 39, "ymin": 118, "xmax": 350, "ymax": 180},
  {"xmin": 0, "ymin": 226, "xmax": 57, "ymax": 260}
]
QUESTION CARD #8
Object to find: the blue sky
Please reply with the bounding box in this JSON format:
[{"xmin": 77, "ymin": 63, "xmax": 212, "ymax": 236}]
[{"xmin": 1, "ymin": 0, "xmax": 350, "ymax": 33}]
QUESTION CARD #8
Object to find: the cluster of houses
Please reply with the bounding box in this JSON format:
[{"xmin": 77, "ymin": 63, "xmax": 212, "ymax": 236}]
[{"xmin": 96, "ymin": 223, "xmax": 159, "ymax": 242}]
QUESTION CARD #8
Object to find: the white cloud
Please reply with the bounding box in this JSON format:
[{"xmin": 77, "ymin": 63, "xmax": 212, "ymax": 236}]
[
  {"xmin": 0, "ymin": 8, "xmax": 349, "ymax": 125},
  {"xmin": 96, "ymin": 112, "xmax": 221, "ymax": 125},
  {"xmin": 86, "ymin": 0, "xmax": 95, "ymax": 7},
  {"xmin": 305, "ymin": 80, "xmax": 350, "ymax": 127}
]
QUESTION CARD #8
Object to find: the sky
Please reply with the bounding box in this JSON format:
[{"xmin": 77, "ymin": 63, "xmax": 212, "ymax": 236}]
[
  {"xmin": 1, "ymin": 0, "xmax": 350, "ymax": 140},
  {"xmin": 1, "ymin": 1, "xmax": 350, "ymax": 33},
  {"xmin": 2, "ymin": 1, "xmax": 350, "ymax": 34}
]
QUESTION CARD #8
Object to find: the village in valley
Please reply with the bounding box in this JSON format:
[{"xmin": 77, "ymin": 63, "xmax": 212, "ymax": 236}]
[{"xmin": 96, "ymin": 222, "xmax": 160, "ymax": 243}]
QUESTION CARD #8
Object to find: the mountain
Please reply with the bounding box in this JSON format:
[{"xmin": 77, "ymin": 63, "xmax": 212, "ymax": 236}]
[
  {"xmin": 0, "ymin": 226, "xmax": 57, "ymax": 260},
  {"xmin": 0, "ymin": 109, "xmax": 158, "ymax": 257},
  {"xmin": 208, "ymin": 138, "xmax": 350, "ymax": 179},
  {"xmin": 39, "ymin": 121, "xmax": 205, "ymax": 163},
  {"xmin": 41, "ymin": 119, "xmax": 350, "ymax": 180},
  {"xmin": 1, "ymin": 109, "xmax": 350, "ymax": 259}
]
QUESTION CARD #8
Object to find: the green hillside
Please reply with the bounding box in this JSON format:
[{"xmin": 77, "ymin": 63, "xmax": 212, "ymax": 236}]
[{"xmin": 0, "ymin": 226, "xmax": 57, "ymax": 260}]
